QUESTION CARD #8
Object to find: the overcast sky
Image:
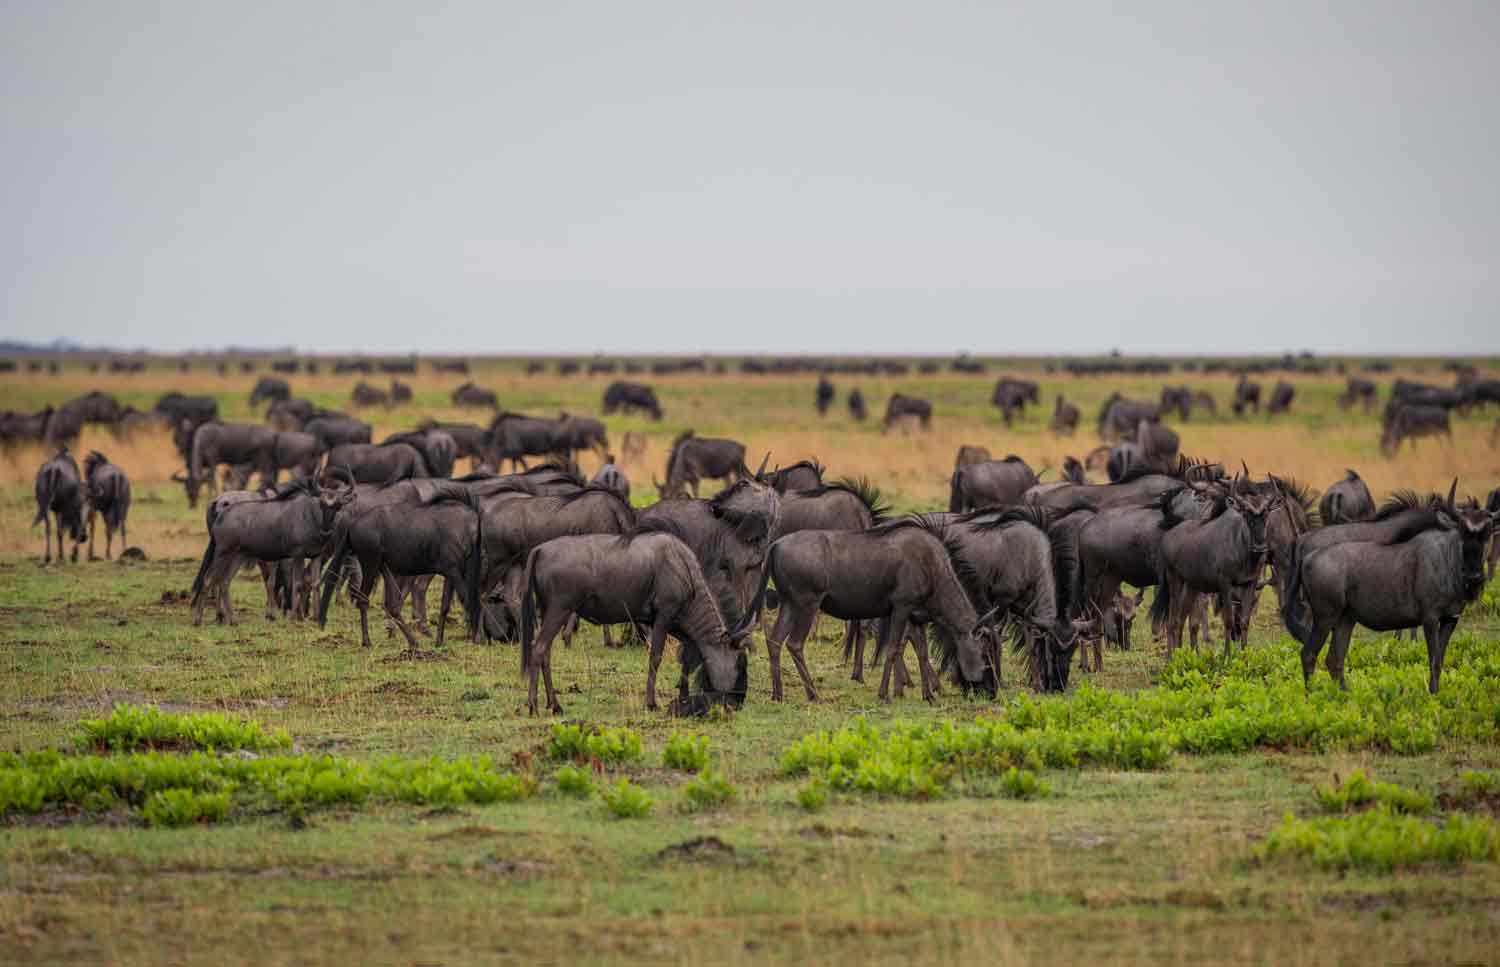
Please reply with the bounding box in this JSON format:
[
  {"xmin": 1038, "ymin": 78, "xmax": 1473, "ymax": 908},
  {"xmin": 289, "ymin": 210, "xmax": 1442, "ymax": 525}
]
[{"xmin": 2, "ymin": 2, "xmax": 1496, "ymax": 355}]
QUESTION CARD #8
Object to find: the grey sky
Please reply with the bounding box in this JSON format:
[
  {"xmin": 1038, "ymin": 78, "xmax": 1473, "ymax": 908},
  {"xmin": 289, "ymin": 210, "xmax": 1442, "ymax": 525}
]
[{"xmin": 2, "ymin": 1, "xmax": 1496, "ymax": 355}]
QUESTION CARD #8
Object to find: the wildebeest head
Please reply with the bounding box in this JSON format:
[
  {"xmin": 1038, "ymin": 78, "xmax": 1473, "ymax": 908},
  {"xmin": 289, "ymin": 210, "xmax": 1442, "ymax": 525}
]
[
  {"xmin": 1436, "ymin": 482, "xmax": 1494, "ymax": 599},
  {"xmin": 318, "ymin": 467, "xmax": 358, "ymax": 533},
  {"xmin": 1225, "ymin": 475, "xmax": 1278, "ymax": 557}
]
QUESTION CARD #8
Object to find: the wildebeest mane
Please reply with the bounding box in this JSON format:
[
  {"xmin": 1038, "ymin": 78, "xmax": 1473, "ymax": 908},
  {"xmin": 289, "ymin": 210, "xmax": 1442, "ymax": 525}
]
[{"xmin": 1375, "ymin": 489, "xmax": 1438, "ymax": 520}]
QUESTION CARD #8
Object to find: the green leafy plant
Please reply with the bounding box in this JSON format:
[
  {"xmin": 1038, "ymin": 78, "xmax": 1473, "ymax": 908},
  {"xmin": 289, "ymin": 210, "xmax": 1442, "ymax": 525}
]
[
  {"xmin": 681, "ymin": 768, "xmax": 736, "ymax": 812},
  {"xmin": 662, "ymin": 733, "xmax": 710, "ymax": 772},
  {"xmin": 547, "ymin": 724, "xmax": 643, "ymax": 765},
  {"xmin": 1260, "ymin": 808, "xmax": 1500, "ymax": 871},
  {"xmin": 77, "ymin": 704, "xmax": 291, "ymax": 753},
  {"xmin": 600, "ymin": 778, "xmax": 652, "ymax": 819},
  {"xmin": 1315, "ymin": 770, "xmax": 1431, "ymax": 814},
  {"xmin": 796, "ymin": 780, "xmax": 828, "ymax": 812},
  {"xmin": 555, "ymin": 765, "xmax": 594, "ymax": 799},
  {"xmin": 142, "ymin": 787, "xmax": 231, "ymax": 827}
]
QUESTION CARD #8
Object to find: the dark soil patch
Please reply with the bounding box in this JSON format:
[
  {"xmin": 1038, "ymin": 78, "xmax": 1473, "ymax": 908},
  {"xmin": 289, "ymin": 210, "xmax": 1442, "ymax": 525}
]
[{"xmin": 655, "ymin": 836, "xmax": 735, "ymax": 862}]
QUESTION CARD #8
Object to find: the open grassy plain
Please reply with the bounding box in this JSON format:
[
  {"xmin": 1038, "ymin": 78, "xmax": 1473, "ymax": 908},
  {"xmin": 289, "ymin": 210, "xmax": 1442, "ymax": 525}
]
[{"xmin": 3, "ymin": 359, "xmax": 1500, "ymax": 965}]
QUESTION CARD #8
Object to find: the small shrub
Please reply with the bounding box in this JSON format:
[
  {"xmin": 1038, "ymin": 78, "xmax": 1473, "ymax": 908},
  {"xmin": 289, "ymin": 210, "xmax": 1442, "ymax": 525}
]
[
  {"xmin": 548, "ymin": 724, "xmax": 643, "ymax": 765},
  {"xmin": 142, "ymin": 788, "xmax": 230, "ymax": 827},
  {"xmin": 796, "ymin": 780, "xmax": 828, "ymax": 812},
  {"xmin": 681, "ymin": 769, "xmax": 736, "ymax": 812},
  {"xmin": 997, "ymin": 767, "xmax": 1048, "ymax": 800},
  {"xmin": 1457, "ymin": 771, "xmax": 1500, "ymax": 805},
  {"xmin": 77, "ymin": 704, "xmax": 291, "ymax": 753},
  {"xmin": 555, "ymin": 765, "xmax": 594, "ymax": 799},
  {"xmin": 1315, "ymin": 770, "xmax": 1431, "ymax": 815},
  {"xmin": 1260, "ymin": 808, "xmax": 1500, "ymax": 871},
  {"xmin": 662, "ymin": 733, "xmax": 710, "ymax": 772},
  {"xmin": 601, "ymin": 778, "xmax": 652, "ymax": 819}
]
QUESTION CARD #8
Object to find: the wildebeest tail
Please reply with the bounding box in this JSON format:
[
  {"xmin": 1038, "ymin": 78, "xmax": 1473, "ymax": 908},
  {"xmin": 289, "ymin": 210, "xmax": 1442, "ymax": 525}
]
[
  {"xmin": 520, "ymin": 547, "xmax": 541, "ymax": 674},
  {"xmin": 1280, "ymin": 545, "xmax": 1312, "ymax": 645},
  {"xmin": 32, "ymin": 465, "xmax": 57, "ymax": 526},
  {"xmin": 741, "ymin": 540, "xmax": 778, "ymax": 630},
  {"xmin": 317, "ymin": 531, "xmax": 352, "ymax": 627},
  {"xmin": 189, "ymin": 534, "xmax": 216, "ymax": 605},
  {"xmin": 1147, "ymin": 563, "xmax": 1171, "ymax": 630}
]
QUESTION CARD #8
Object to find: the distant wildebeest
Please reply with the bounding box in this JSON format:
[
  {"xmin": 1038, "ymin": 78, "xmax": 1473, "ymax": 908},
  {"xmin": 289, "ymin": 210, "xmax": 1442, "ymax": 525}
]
[
  {"xmin": 1392, "ymin": 379, "xmax": 1468, "ymax": 412},
  {"xmin": 1136, "ymin": 419, "xmax": 1180, "ymax": 469},
  {"xmin": 1151, "ymin": 474, "xmax": 1280, "ymax": 656},
  {"xmin": 882, "ymin": 393, "xmax": 932, "ymax": 431},
  {"xmin": 555, "ymin": 414, "xmax": 610, "ymax": 461},
  {"xmin": 44, "ymin": 392, "xmax": 125, "ymax": 446},
  {"xmin": 991, "ymin": 378, "xmax": 1040, "ymax": 426},
  {"xmin": 815, "ymin": 376, "xmax": 835, "ymax": 416},
  {"xmin": 33, "ymin": 449, "xmax": 87, "ymax": 563},
  {"xmin": 519, "ymin": 523, "xmax": 751, "ymax": 716},
  {"xmin": 452, "ymin": 382, "xmax": 499, "ymax": 408},
  {"xmin": 1319, "ymin": 470, "xmax": 1376, "ymax": 525},
  {"xmin": 1337, "ymin": 377, "xmax": 1378, "ymax": 412},
  {"xmin": 1159, "ymin": 386, "xmax": 1193, "ymax": 421},
  {"xmin": 1050, "ymin": 396, "xmax": 1080, "ymax": 436},
  {"xmin": 1381, "ymin": 403, "xmax": 1451, "ymax": 456},
  {"xmin": 847, "ymin": 388, "xmax": 867, "ymax": 421},
  {"xmin": 558, "ymin": 361, "xmax": 581, "ymax": 377},
  {"xmin": 656, "ymin": 431, "xmax": 747, "ymax": 498},
  {"xmin": 489, "ymin": 412, "xmax": 571, "ymax": 471},
  {"xmin": 382, "ymin": 429, "xmax": 457, "ymax": 479},
  {"xmin": 602, "ymin": 381, "xmax": 664, "ymax": 421},
  {"xmin": 110, "ymin": 406, "xmax": 172, "ymax": 441},
  {"xmin": 176, "ymin": 422, "xmax": 280, "ymax": 507},
  {"xmin": 1284, "ymin": 484, "xmax": 1492, "ymax": 694},
  {"xmin": 155, "ymin": 392, "xmax": 218, "ymax": 437},
  {"xmin": 351, "ymin": 381, "xmax": 390, "ymax": 408},
  {"xmin": 249, "ymin": 377, "xmax": 291, "ymax": 409},
  {"xmin": 303, "ymin": 415, "xmax": 372, "ymax": 453},
  {"xmin": 1266, "ymin": 381, "xmax": 1295, "ymax": 415},
  {"xmin": 590, "ymin": 459, "xmax": 630, "ymax": 502},
  {"xmin": 415, "ymin": 421, "xmax": 489, "ymax": 468},
  {"xmin": 0, "ymin": 406, "xmax": 55, "ymax": 450},
  {"xmin": 949, "ymin": 456, "xmax": 1038, "ymax": 512},
  {"xmin": 954, "ymin": 445, "xmax": 992, "ymax": 470},
  {"xmin": 1231, "ymin": 376, "xmax": 1261, "ymax": 416},
  {"xmin": 1465, "ymin": 379, "xmax": 1500, "ymax": 411},
  {"xmin": 1191, "ymin": 391, "xmax": 1217, "ymax": 418},
  {"xmin": 750, "ymin": 516, "xmax": 996, "ymax": 703},
  {"xmin": 433, "ymin": 359, "xmax": 470, "ymax": 375},
  {"xmin": 81, "ymin": 452, "xmax": 130, "ymax": 560},
  {"xmin": 390, "ymin": 379, "xmax": 413, "ymax": 405},
  {"xmin": 325, "ymin": 442, "xmax": 430, "ymax": 484},
  {"xmin": 757, "ymin": 459, "xmax": 825, "ymax": 493},
  {"xmin": 620, "ymin": 431, "xmax": 647, "ymax": 464},
  {"xmin": 1096, "ymin": 393, "xmax": 1160, "ymax": 440}
]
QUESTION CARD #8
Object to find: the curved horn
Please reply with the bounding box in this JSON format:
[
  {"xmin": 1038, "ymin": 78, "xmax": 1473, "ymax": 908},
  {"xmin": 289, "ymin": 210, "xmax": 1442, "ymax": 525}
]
[
  {"xmin": 325, "ymin": 465, "xmax": 356, "ymax": 489},
  {"xmin": 1447, "ymin": 478, "xmax": 1458, "ymax": 510},
  {"xmin": 756, "ymin": 452, "xmax": 771, "ymax": 478}
]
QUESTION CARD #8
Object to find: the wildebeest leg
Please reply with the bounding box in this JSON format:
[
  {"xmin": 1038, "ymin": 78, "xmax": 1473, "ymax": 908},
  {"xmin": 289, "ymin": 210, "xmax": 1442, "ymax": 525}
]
[
  {"xmin": 354, "ymin": 559, "xmax": 380, "ymax": 648},
  {"xmin": 560, "ymin": 613, "xmax": 579, "ymax": 648},
  {"xmin": 87, "ymin": 508, "xmax": 98, "ymax": 561},
  {"xmin": 42, "ymin": 511, "xmax": 51, "ymax": 564},
  {"xmin": 526, "ymin": 606, "xmax": 570, "ymax": 716},
  {"xmin": 287, "ymin": 558, "xmax": 305, "ymax": 621},
  {"xmin": 785, "ymin": 620, "xmax": 821, "ymax": 703},
  {"xmin": 644, "ymin": 616, "xmax": 673, "ymax": 711},
  {"xmin": 1426, "ymin": 618, "xmax": 1457, "ymax": 695},
  {"xmin": 410, "ymin": 575, "xmax": 435, "ymax": 636},
  {"xmin": 1324, "ymin": 619, "xmax": 1358, "ymax": 690},
  {"xmin": 767, "ymin": 601, "xmax": 816, "ymax": 703},
  {"xmin": 841, "ymin": 621, "xmax": 864, "ymax": 682},
  {"xmin": 380, "ymin": 567, "xmax": 423, "ymax": 651},
  {"xmin": 260, "ymin": 562, "xmax": 278, "ymax": 621},
  {"xmin": 907, "ymin": 623, "xmax": 940, "ymax": 703},
  {"xmin": 435, "ymin": 579, "xmax": 454, "ymax": 647},
  {"xmin": 878, "ymin": 608, "xmax": 913, "ymax": 701},
  {"xmin": 1299, "ymin": 619, "xmax": 1331, "ymax": 687}
]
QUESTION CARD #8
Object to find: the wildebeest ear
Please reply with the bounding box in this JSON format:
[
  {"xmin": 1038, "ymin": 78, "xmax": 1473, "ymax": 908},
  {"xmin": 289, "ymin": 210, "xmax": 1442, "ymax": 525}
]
[
  {"xmin": 1486, "ymin": 489, "xmax": 1500, "ymax": 514},
  {"xmin": 1435, "ymin": 508, "xmax": 1459, "ymax": 530}
]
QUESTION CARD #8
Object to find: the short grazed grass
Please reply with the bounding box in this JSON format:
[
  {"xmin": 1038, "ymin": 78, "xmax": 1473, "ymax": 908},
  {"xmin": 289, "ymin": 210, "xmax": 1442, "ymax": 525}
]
[{"xmin": 3, "ymin": 360, "xmax": 1500, "ymax": 963}]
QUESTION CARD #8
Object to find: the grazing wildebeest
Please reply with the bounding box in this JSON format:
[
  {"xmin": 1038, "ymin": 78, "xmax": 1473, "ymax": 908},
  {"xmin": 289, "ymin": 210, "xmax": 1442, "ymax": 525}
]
[
  {"xmin": 1096, "ymin": 393, "xmax": 1160, "ymax": 440},
  {"xmin": 433, "ymin": 359, "xmax": 471, "ymax": 375},
  {"xmin": 954, "ymin": 445, "xmax": 992, "ymax": 470},
  {"xmin": 949, "ymin": 456, "xmax": 1038, "ymax": 512},
  {"xmin": 1231, "ymin": 376, "xmax": 1261, "ymax": 416},
  {"xmin": 192, "ymin": 475, "xmax": 356, "ymax": 626},
  {"xmin": 750, "ymin": 516, "xmax": 995, "ymax": 703},
  {"xmin": 489, "ymin": 412, "xmax": 570, "ymax": 471},
  {"xmin": 1381, "ymin": 403, "xmax": 1451, "ymax": 456},
  {"xmin": 33, "ymin": 450, "xmax": 87, "ymax": 563},
  {"xmin": 1319, "ymin": 469, "xmax": 1376, "ymax": 525},
  {"xmin": 155, "ymin": 393, "xmax": 218, "ymax": 436},
  {"xmin": 1284, "ymin": 485, "xmax": 1492, "ymax": 694},
  {"xmin": 1191, "ymin": 391, "xmax": 1217, "ymax": 418},
  {"xmin": 1392, "ymin": 379, "xmax": 1468, "ymax": 412},
  {"xmin": 815, "ymin": 377, "xmax": 835, "ymax": 416},
  {"xmin": 451, "ymin": 382, "xmax": 499, "ymax": 408},
  {"xmin": 656, "ymin": 431, "xmax": 747, "ymax": 498},
  {"xmin": 848, "ymin": 388, "xmax": 868, "ymax": 421},
  {"xmin": 317, "ymin": 483, "xmax": 484, "ymax": 648},
  {"xmin": 44, "ymin": 392, "xmax": 124, "ymax": 446},
  {"xmin": 1150, "ymin": 474, "xmax": 1279, "ymax": 656},
  {"xmin": 519, "ymin": 523, "xmax": 751, "ymax": 715},
  {"xmin": 325, "ymin": 442, "xmax": 430, "ymax": 484},
  {"xmin": 1267, "ymin": 381, "xmax": 1295, "ymax": 415},
  {"xmin": 882, "ymin": 393, "xmax": 932, "ymax": 431},
  {"xmin": 249, "ymin": 377, "xmax": 291, "ymax": 408},
  {"xmin": 1050, "ymin": 396, "xmax": 1080, "ymax": 436},
  {"xmin": 0, "ymin": 407, "xmax": 55, "ymax": 450},
  {"xmin": 1159, "ymin": 386, "xmax": 1193, "ymax": 421},
  {"xmin": 416, "ymin": 421, "xmax": 489, "ymax": 468},
  {"xmin": 351, "ymin": 381, "xmax": 390, "ymax": 408},
  {"xmin": 383, "ymin": 429, "xmax": 458, "ymax": 479},
  {"xmin": 303, "ymin": 415, "xmax": 372, "ymax": 452},
  {"xmin": 390, "ymin": 379, "xmax": 413, "ymax": 404},
  {"xmin": 602, "ymin": 381, "xmax": 663, "ymax": 420},
  {"xmin": 265, "ymin": 398, "xmax": 319, "ymax": 431},
  {"xmin": 176, "ymin": 422, "xmax": 280, "ymax": 507},
  {"xmin": 758, "ymin": 459, "xmax": 824, "ymax": 493},
  {"xmin": 1337, "ymin": 378, "xmax": 1378, "ymax": 412},
  {"xmin": 81, "ymin": 451, "xmax": 130, "ymax": 560},
  {"xmin": 111, "ymin": 407, "xmax": 172, "ymax": 441},
  {"xmin": 991, "ymin": 378, "xmax": 1040, "ymax": 426},
  {"xmin": 555, "ymin": 414, "xmax": 610, "ymax": 461},
  {"xmin": 1465, "ymin": 379, "xmax": 1500, "ymax": 411},
  {"xmin": 590, "ymin": 459, "xmax": 630, "ymax": 502}
]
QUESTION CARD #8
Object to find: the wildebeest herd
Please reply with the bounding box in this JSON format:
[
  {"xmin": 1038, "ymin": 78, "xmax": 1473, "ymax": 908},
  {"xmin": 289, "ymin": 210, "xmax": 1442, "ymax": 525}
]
[{"xmin": 16, "ymin": 363, "xmax": 1500, "ymax": 720}]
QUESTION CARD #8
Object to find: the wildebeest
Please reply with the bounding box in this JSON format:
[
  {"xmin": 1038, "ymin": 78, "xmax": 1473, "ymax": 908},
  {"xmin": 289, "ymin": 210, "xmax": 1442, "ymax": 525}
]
[
  {"xmin": 351, "ymin": 382, "xmax": 390, "ymax": 408},
  {"xmin": 882, "ymin": 393, "xmax": 932, "ymax": 431},
  {"xmin": 757, "ymin": 459, "xmax": 824, "ymax": 494},
  {"xmin": 452, "ymin": 382, "xmax": 499, "ymax": 408},
  {"xmin": 1381, "ymin": 403, "xmax": 1451, "ymax": 456},
  {"xmin": 1096, "ymin": 393, "xmax": 1160, "ymax": 440},
  {"xmin": 192, "ymin": 475, "xmax": 356, "ymax": 626},
  {"xmin": 415, "ymin": 420, "xmax": 489, "ymax": 468},
  {"xmin": 382, "ymin": 429, "xmax": 458, "ymax": 479},
  {"xmin": 1159, "ymin": 386, "xmax": 1193, "ymax": 421},
  {"xmin": 1284, "ymin": 485, "xmax": 1492, "ymax": 693},
  {"xmin": 590, "ymin": 459, "xmax": 630, "ymax": 502},
  {"xmin": 488, "ymin": 412, "xmax": 570, "ymax": 471},
  {"xmin": 44, "ymin": 392, "xmax": 125, "ymax": 446},
  {"xmin": 318, "ymin": 483, "xmax": 484, "ymax": 648},
  {"xmin": 433, "ymin": 359, "xmax": 471, "ymax": 375},
  {"xmin": 155, "ymin": 392, "xmax": 219, "ymax": 433},
  {"xmin": 0, "ymin": 407, "xmax": 54, "ymax": 450},
  {"xmin": 555, "ymin": 414, "xmax": 610, "ymax": 460},
  {"xmin": 815, "ymin": 376, "xmax": 835, "ymax": 416},
  {"xmin": 991, "ymin": 378, "xmax": 1039, "ymax": 425},
  {"xmin": 847, "ymin": 388, "xmax": 868, "ymax": 422},
  {"xmin": 1337, "ymin": 377, "xmax": 1378, "ymax": 412},
  {"xmin": 1392, "ymin": 379, "xmax": 1468, "ymax": 412},
  {"xmin": 265, "ymin": 398, "xmax": 319, "ymax": 431},
  {"xmin": 33, "ymin": 449, "xmax": 87, "ymax": 563},
  {"xmin": 1266, "ymin": 381, "xmax": 1295, "ymax": 415},
  {"xmin": 602, "ymin": 381, "xmax": 663, "ymax": 421},
  {"xmin": 1319, "ymin": 470, "xmax": 1376, "ymax": 525},
  {"xmin": 519, "ymin": 522, "xmax": 751, "ymax": 715},
  {"xmin": 1150, "ymin": 474, "xmax": 1280, "ymax": 656},
  {"xmin": 249, "ymin": 377, "xmax": 291, "ymax": 408},
  {"xmin": 949, "ymin": 456, "xmax": 1038, "ymax": 512},
  {"xmin": 303, "ymin": 415, "xmax": 373, "ymax": 452},
  {"xmin": 1231, "ymin": 376, "xmax": 1261, "ymax": 416},
  {"xmin": 325, "ymin": 442, "xmax": 430, "ymax": 484},
  {"xmin": 81, "ymin": 451, "xmax": 131, "ymax": 560},
  {"xmin": 110, "ymin": 406, "xmax": 172, "ymax": 441},
  {"xmin": 656, "ymin": 431, "xmax": 747, "ymax": 498},
  {"xmin": 750, "ymin": 516, "xmax": 995, "ymax": 703},
  {"xmin": 1050, "ymin": 396, "xmax": 1080, "ymax": 436},
  {"xmin": 390, "ymin": 379, "xmax": 413, "ymax": 404},
  {"xmin": 176, "ymin": 422, "xmax": 280, "ymax": 507},
  {"xmin": 954, "ymin": 445, "xmax": 992, "ymax": 470}
]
